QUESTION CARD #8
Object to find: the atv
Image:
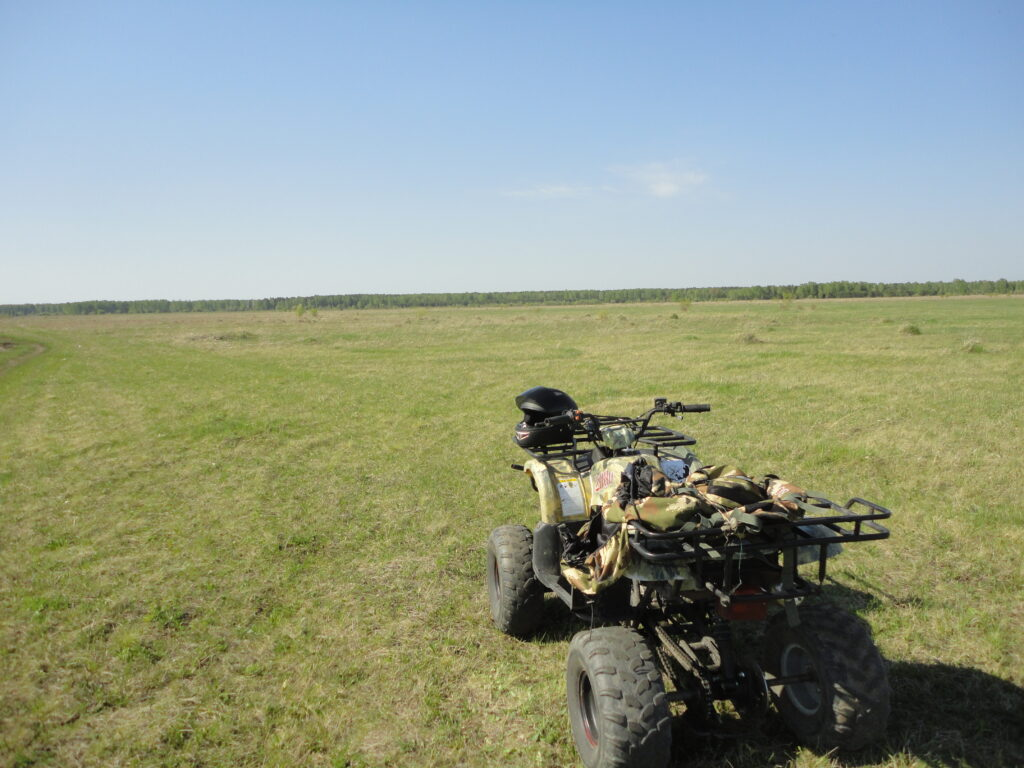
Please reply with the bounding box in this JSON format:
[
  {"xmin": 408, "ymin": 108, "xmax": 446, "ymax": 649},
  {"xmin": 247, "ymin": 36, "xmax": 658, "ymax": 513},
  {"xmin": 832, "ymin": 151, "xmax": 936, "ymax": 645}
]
[{"xmin": 487, "ymin": 387, "xmax": 892, "ymax": 768}]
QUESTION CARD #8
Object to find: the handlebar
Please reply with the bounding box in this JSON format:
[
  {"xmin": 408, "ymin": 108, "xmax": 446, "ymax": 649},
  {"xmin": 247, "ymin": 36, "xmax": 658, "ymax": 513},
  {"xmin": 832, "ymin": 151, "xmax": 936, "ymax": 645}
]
[
  {"xmin": 651, "ymin": 399, "xmax": 711, "ymax": 418},
  {"xmin": 679, "ymin": 403, "xmax": 711, "ymax": 413},
  {"xmin": 536, "ymin": 400, "xmax": 710, "ymax": 429}
]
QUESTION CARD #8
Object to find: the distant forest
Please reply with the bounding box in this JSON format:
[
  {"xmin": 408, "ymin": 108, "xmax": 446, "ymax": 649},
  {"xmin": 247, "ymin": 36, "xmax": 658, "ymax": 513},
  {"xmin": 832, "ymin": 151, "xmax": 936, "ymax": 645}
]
[{"xmin": 2, "ymin": 279, "xmax": 1020, "ymax": 316}]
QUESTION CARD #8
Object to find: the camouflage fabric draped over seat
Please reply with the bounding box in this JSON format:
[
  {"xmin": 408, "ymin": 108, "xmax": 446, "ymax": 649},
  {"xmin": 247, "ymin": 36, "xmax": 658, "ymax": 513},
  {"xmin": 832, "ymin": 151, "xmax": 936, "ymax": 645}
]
[{"xmin": 561, "ymin": 460, "xmax": 825, "ymax": 595}]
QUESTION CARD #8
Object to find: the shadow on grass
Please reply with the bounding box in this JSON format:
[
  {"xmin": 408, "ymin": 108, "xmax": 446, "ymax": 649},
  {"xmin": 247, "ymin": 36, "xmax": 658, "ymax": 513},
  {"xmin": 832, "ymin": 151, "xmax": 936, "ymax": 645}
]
[
  {"xmin": 529, "ymin": 595, "xmax": 585, "ymax": 644},
  {"xmin": 876, "ymin": 660, "xmax": 1024, "ymax": 767},
  {"xmin": 672, "ymin": 660, "xmax": 1024, "ymax": 768},
  {"xmin": 528, "ymin": 586, "xmax": 1024, "ymax": 767}
]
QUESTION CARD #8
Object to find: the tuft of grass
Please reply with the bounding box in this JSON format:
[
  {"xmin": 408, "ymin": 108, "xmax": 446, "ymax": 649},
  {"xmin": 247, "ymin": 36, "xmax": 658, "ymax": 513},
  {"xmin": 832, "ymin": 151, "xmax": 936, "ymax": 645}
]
[
  {"xmin": 23, "ymin": 595, "xmax": 71, "ymax": 616},
  {"xmin": 276, "ymin": 531, "xmax": 323, "ymax": 556},
  {"xmin": 961, "ymin": 338, "xmax": 984, "ymax": 353},
  {"xmin": 899, "ymin": 322, "xmax": 922, "ymax": 335},
  {"xmin": 186, "ymin": 330, "xmax": 258, "ymax": 342},
  {"xmin": 738, "ymin": 332, "xmax": 763, "ymax": 344},
  {"xmin": 146, "ymin": 603, "xmax": 195, "ymax": 629},
  {"xmin": 214, "ymin": 330, "xmax": 257, "ymax": 341},
  {"xmin": 116, "ymin": 637, "xmax": 162, "ymax": 664}
]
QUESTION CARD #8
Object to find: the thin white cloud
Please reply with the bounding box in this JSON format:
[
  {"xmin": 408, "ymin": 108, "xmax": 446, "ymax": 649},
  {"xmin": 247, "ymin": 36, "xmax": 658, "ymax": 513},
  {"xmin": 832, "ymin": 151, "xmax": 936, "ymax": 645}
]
[
  {"xmin": 502, "ymin": 162, "xmax": 706, "ymax": 201},
  {"xmin": 611, "ymin": 162, "xmax": 707, "ymax": 198},
  {"xmin": 502, "ymin": 184, "xmax": 604, "ymax": 199}
]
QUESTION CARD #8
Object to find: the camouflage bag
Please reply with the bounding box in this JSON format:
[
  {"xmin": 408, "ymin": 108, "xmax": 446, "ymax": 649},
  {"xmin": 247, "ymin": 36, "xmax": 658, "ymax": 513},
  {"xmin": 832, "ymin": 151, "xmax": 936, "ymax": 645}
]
[
  {"xmin": 606, "ymin": 492, "xmax": 718, "ymax": 531},
  {"xmin": 761, "ymin": 475, "xmax": 810, "ymax": 518},
  {"xmin": 685, "ymin": 465, "xmax": 768, "ymax": 510},
  {"xmin": 601, "ymin": 458, "xmax": 716, "ymax": 531},
  {"xmin": 599, "ymin": 424, "xmax": 636, "ymax": 451}
]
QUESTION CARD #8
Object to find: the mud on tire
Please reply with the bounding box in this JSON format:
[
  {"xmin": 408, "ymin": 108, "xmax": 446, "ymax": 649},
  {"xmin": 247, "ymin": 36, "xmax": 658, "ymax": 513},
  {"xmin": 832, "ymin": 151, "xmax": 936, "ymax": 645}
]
[
  {"xmin": 486, "ymin": 525, "xmax": 543, "ymax": 637},
  {"xmin": 763, "ymin": 604, "xmax": 891, "ymax": 751},
  {"xmin": 566, "ymin": 627, "xmax": 672, "ymax": 768}
]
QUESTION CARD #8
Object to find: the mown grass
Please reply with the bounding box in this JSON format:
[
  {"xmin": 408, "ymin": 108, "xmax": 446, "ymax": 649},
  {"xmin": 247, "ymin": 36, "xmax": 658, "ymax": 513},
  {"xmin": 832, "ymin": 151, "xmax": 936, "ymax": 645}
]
[{"xmin": 1, "ymin": 297, "xmax": 1022, "ymax": 768}]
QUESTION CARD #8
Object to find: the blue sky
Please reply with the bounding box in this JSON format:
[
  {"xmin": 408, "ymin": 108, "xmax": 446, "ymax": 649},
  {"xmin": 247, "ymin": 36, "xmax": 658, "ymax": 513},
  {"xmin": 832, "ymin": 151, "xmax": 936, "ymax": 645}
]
[{"xmin": 1, "ymin": 1, "xmax": 1021, "ymax": 304}]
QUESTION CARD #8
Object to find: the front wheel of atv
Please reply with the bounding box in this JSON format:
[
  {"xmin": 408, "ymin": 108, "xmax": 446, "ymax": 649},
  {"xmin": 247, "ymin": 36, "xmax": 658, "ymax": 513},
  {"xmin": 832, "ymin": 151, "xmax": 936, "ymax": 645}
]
[
  {"xmin": 566, "ymin": 627, "xmax": 671, "ymax": 768},
  {"xmin": 763, "ymin": 604, "xmax": 890, "ymax": 751},
  {"xmin": 486, "ymin": 525, "xmax": 543, "ymax": 637}
]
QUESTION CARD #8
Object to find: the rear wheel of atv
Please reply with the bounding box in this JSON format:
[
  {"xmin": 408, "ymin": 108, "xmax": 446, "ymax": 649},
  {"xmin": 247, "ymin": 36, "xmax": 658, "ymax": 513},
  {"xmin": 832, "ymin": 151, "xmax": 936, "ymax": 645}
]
[
  {"xmin": 486, "ymin": 525, "xmax": 543, "ymax": 637},
  {"xmin": 566, "ymin": 627, "xmax": 671, "ymax": 768},
  {"xmin": 763, "ymin": 604, "xmax": 890, "ymax": 751}
]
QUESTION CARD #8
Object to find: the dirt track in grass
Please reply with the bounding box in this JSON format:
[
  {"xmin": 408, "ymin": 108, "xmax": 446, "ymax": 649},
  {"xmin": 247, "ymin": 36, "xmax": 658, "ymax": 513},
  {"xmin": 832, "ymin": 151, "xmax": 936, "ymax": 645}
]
[{"xmin": 0, "ymin": 341, "xmax": 46, "ymax": 375}]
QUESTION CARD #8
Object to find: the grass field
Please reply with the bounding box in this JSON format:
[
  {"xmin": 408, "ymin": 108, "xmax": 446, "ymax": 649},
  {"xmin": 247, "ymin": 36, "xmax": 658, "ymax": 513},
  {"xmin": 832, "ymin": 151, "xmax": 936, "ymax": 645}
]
[{"xmin": 1, "ymin": 297, "xmax": 1022, "ymax": 768}]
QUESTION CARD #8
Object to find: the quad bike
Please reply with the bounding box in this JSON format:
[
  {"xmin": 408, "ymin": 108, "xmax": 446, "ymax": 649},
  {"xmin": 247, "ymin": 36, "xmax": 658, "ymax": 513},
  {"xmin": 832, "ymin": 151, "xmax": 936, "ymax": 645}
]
[{"xmin": 487, "ymin": 387, "xmax": 892, "ymax": 768}]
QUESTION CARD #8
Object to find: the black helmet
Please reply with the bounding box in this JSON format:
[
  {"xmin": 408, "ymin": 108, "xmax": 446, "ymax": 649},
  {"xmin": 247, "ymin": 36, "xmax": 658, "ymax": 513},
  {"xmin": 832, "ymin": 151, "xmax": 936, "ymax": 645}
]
[
  {"xmin": 513, "ymin": 386, "xmax": 578, "ymax": 448},
  {"xmin": 514, "ymin": 386, "xmax": 578, "ymax": 425}
]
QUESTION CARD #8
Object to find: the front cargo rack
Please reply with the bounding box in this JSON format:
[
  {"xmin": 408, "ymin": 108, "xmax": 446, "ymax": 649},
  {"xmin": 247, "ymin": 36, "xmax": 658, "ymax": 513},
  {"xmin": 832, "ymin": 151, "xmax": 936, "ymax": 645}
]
[{"xmin": 521, "ymin": 415, "xmax": 697, "ymax": 461}]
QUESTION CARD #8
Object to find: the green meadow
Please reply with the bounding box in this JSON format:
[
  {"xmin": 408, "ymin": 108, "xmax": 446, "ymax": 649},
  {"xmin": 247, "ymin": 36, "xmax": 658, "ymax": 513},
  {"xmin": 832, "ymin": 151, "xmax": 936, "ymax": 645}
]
[{"xmin": 1, "ymin": 297, "xmax": 1022, "ymax": 768}]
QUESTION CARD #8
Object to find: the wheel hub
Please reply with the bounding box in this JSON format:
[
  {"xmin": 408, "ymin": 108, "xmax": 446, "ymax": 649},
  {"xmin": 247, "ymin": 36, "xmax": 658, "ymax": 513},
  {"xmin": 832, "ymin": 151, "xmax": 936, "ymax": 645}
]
[
  {"xmin": 488, "ymin": 553, "xmax": 501, "ymax": 602},
  {"xmin": 578, "ymin": 672, "xmax": 600, "ymax": 747},
  {"xmin": 780, "ymin": 642, "xmax": 821, "ymax": 716}
]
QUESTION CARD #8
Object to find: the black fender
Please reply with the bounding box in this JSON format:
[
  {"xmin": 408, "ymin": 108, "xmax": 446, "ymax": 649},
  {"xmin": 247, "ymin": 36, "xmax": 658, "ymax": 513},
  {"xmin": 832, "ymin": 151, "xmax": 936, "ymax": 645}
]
[{"xmin": 532, "ymin": 522, "xmax": 563, "ymax": 591}]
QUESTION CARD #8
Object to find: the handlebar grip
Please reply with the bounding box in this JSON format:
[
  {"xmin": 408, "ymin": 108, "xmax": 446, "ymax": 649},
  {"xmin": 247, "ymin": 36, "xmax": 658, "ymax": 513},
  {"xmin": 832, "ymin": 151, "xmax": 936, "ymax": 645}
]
[
  {"xmin": 683, "ymin": 403, "xmax": 711, "ymax": 412},
  {"xmin": 543, "ymin": 410, "xmax": 576, "ymax": 426}
]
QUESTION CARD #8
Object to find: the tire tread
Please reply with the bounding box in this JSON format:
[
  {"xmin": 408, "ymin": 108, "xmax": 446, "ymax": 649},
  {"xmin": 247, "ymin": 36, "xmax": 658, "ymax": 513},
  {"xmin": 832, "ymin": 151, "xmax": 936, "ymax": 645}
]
[
  {"xmin": 487, "ymin": 525, "xmax": 543, "ymax": 637},
  {"xmin": 567, "ymin": 627, "xmax": 671, "ymax": 768}
]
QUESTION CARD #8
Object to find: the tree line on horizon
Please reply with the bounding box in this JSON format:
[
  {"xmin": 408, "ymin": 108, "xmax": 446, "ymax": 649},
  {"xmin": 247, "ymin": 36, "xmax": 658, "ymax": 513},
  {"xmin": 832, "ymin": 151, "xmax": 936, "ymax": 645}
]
[{"xmin": 1, "ymin": 278, "xmax": 1020, "ymax": 316}]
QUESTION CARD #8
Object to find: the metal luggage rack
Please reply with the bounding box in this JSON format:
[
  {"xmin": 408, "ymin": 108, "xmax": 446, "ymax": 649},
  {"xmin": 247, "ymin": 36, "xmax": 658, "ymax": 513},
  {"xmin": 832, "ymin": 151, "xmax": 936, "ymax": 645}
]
[
  {"xmin": 627, "ymin": 496, "xmax": 892, "ymax": 603},
  {"xmin": 523, "ymin": 416, "xmax": 698, "ymax": 461},
  {"xmin": 635, "ymin": 424, "xmax": 698, "ymax": 450},
  {"xmin": 593, "ymin": 413, "xmax": 699, "ymax": 450}
]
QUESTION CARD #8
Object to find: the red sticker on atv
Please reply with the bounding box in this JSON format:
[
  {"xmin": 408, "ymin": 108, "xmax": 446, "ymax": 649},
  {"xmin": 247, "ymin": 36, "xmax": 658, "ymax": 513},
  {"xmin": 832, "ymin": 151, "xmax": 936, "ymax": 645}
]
[{"xmin": 592, "ymin": 469, "xmax": 616, "ymax": 493}]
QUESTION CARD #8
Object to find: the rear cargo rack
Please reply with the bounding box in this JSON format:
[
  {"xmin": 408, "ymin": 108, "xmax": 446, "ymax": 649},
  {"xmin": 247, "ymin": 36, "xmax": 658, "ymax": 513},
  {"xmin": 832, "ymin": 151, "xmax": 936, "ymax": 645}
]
[{"xmin": 628, "ymin": 496, "xmax": 891, "ymax": 603}]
